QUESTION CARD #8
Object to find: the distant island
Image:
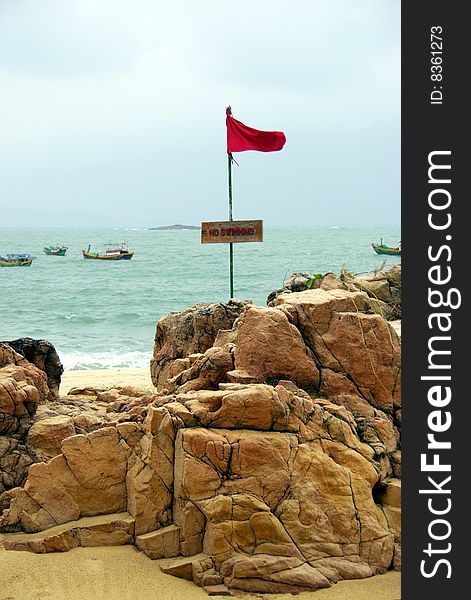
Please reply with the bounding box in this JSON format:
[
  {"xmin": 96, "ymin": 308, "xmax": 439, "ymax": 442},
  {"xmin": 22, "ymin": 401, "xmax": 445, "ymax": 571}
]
[{"xmin": 148, "ymin": 224, "xmax": 200, "ymax": 231}]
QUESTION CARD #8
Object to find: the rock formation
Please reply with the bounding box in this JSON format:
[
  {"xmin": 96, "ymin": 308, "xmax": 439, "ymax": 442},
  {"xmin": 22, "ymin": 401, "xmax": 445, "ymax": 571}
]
[
  {"xmin": 2, "ymin": 337, "xmax": 64, "ymax": 401},
  {"xmin": 1, "ymin": 379, "xmax": 400, "ymax": 594},
  {"xmin": 0, "ymin": 344, "xmax": 49, "ymax": 436},
  {"xmin": 150, "ymin": 300, "xmax": 247, "ymax": 389},
  {"xmin": 1, "ymin": 344, "xmax": 49, "ymax": 495},
  {"xmin": 0, "ymin": 342, "xmax": 147, "ymax": 496},
  {"xmin": 268, "ymin": 263, "xmax": 401, "ymax": 321},
  {"xmin": 154, "ymin": 288, "xmax": 400, "ymax": 425},
  {"xmin": 0, "ymin": 286, "xmax": 401, "ymax": 595}
]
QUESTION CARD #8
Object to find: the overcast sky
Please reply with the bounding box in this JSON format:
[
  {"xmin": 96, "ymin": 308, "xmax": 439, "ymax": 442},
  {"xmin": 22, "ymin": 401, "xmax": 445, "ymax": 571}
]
[{"xmin": 0, "ymin": 0, "xmax": 400, "ymax": 228}]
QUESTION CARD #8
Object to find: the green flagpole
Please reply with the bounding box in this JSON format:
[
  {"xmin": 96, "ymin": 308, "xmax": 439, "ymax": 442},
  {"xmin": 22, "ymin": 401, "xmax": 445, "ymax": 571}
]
[
  {"xmin": 227, "ymin": 105, "xmax": 234, "ymax": 299},
  {"xmin": 228, "ymin": 151, "xmax": 234, "ymax": 299}
]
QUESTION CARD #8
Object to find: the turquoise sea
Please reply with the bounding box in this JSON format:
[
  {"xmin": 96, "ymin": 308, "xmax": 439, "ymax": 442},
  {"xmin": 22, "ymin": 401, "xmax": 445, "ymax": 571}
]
[{"xmin": 1, "ymin": 227, "xmax": 400, "ymax": 371}]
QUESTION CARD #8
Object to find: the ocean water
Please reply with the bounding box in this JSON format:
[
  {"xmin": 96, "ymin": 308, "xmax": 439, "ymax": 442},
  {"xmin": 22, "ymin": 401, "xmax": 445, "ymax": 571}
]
[{"xmin": 1, "ymin": 226, "xmax": 400, "ymax": 371}]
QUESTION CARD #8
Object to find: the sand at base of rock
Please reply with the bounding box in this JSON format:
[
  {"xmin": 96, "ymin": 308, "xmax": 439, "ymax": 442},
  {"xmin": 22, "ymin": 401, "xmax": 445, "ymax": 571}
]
[
  {"xmin": 0, "ymin": 544, "xmax": 400, "ymax": 600},
  {"xmin": 60, "ymin": 368, "xmax": 155, "ymax": 395}
]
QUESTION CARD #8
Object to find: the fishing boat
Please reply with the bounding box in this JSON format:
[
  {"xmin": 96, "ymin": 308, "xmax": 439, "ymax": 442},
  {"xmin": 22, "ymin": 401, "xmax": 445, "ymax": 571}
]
[
  {"xmin": 43, "ymin": 245, "xmax": 67, "ymax": 256},
  {"xmin": 82, "ymin": 242, "xmax": 134, "ymax": 260},
  {"xmin": 371, "ymin": 239, "xmax": 401, "ymax": 256},
  {"xmin": 0, "ymin": 253, "xmax": 33, "ymax": 267}
]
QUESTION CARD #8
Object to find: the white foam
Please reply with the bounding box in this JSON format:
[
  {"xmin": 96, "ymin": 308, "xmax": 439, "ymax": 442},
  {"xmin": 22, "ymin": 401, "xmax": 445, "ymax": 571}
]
[{"xmin": 61, "ymin": 350, "xmax": 151, "ymax": 371}]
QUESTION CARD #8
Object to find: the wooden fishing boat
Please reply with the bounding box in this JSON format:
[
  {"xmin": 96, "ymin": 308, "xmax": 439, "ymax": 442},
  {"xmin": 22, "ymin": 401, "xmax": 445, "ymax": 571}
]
[
  {"xmin": 82, "ymin": 242, "xmax": 133, "ymax": 260},
  {"xmin": 0, "ymin": 253, "xmax": 33, "ymax": 267},
  {"xmin": 44, "ymin": 245, "xmax": 67, "ymax": 256},
  {"xmin": 371, "ymin": 239, "xmax": 401, "ymax": 256}
]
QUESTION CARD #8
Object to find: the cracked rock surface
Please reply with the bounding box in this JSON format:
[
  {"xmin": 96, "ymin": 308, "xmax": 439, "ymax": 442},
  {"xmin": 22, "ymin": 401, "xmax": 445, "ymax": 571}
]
[{"xmin": 1, "ymin": 287, "xmax": 401, "ymax": 594}]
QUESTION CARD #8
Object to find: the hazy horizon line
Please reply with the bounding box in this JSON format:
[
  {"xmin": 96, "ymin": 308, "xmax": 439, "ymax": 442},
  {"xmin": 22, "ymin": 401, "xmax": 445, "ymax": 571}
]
[{"xmin": 0, "ymin": 223, "xmax": 401, "ymax": 230}]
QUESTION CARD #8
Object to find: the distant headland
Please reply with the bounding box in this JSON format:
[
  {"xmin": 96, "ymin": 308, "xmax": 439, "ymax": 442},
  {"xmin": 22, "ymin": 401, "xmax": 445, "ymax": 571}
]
[{"xmin": 148, "ymin": 224, "xmax": 200, "ymax": 231}]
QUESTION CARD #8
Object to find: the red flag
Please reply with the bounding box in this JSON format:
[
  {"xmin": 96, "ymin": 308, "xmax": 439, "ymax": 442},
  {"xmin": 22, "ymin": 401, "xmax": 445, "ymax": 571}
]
[{"xmin": 226, "ymin": 106, "xmax": 286, "ymax": 153}]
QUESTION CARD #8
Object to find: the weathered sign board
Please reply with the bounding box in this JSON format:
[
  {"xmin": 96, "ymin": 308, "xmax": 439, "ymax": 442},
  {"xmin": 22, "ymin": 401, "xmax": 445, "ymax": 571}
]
[{"xmin": 201, "ymin": 220, "xmax": 263, "ymax": 244}]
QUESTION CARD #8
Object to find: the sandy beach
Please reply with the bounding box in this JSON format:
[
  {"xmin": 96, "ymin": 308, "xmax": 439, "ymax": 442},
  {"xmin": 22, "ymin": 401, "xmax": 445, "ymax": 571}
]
[
  {"xmin": 0, "ymin": 544, "xmax": 400, "ymax": 600},
  {"xmin": 1, "ymin": 368, "xmax": 400, "ymax": 599},
  {"xmin": 60, "ymin": 367, "xmax": 155, "ymax": 396}
]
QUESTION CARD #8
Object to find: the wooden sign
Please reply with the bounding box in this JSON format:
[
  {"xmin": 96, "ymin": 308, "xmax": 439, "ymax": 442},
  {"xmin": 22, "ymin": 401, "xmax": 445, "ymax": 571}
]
[{"xmin": 201, "ymin": 220, "xmax": 263, "ymax": 244}]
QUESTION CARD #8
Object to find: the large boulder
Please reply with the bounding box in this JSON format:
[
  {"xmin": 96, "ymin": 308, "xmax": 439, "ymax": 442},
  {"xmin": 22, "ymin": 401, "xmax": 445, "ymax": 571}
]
[
  {"xmin": 234, "ymin": 305, "xmax": 319, "ymax": 389},
  {"xmin": 0, "ymin": 344, "xmax": 49, "ymax": 435},
  {"xmin": 151, "ymin": 300, "xmax": 247, "ymax": 389},
  {"xmin": 342, "ymin": 264, "xmax": 401, "ymax": 319},
  {"xmin": 268, "ymin": 264, "xmax": 401, "ymax": 320},
  {"xmin": 164, "ymin": 346, "xmax": 235, "ymax": 394},
  {"xmin": 236, "ymin": 289, "xmax": 401, "ymax": 419},
  {"xmin": 27, "ymin": 416, "xmax": 76, "ymax": 458},
  {"xmin": 3, "ymin": 338, "xmax": 63, "ymax": 401},
  {"xmin": 0, "ymin": 344, "xmax": 52, "ymax": 496}
]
